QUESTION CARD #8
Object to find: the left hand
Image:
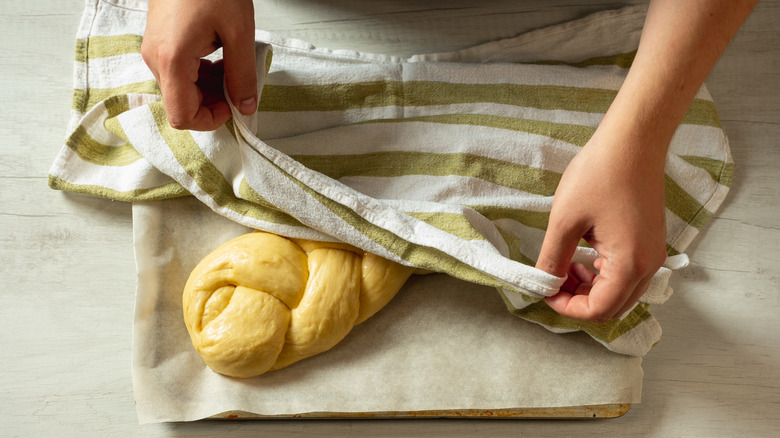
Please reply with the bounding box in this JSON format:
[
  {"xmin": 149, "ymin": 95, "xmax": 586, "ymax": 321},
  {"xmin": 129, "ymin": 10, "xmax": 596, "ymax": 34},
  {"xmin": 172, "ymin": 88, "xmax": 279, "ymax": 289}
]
[{"xmin": 141, "ymin": 0, "xmax": 258, "ymax": 131}]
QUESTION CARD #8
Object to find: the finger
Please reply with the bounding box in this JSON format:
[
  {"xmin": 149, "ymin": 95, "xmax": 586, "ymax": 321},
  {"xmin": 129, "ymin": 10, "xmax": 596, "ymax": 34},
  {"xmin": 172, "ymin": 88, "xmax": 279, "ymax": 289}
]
[
  {"xmin": 545, "ymin": 280, "xmax": 591, "ymax": 313},
  {"xmin": 570, "ymin": 262, "xmax": 597, "ymax": 286},
  {"xmin": 536, "ymin": 216, "xmax": 587, "ymax": 278},
  {"xmin": 197, "ymin": 59, "xmax": 227, "ymax": 107},
  {"xmin": 593, "ymin": 256, "xmax": 604, "ymax": 271},
  {"xmin": 545, "ymin": 263, "xmax": 641, "ymax": 322},
  {"xmin": 161, "ymin": 57, "xmax": 232, "ymax": 131},
  {"xmin": 164, "ymin": 78, "xmax": 231, "ymax": 131},
  {"xmin": 191, "ymin": 81, "xmax": 232, "ymax": 130},
  {"xmin": 158, "ymin": 56, "xmax": 203, "ymax": 130},
  {"xmin": 560, "ymin": 263, "xmax": 596, "ymax": 294},
  {"xmin": 220, "ymin": 14, "xmax": 258, "ymax": 115},
  {"xmin": 612, "ymin": 274, "xmax": 654, "ymax": 320}
]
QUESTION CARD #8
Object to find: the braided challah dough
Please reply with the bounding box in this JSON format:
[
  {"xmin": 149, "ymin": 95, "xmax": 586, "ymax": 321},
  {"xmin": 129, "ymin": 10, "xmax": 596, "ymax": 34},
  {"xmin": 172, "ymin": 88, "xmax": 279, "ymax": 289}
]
[{"xmin": 182, "ymin": 231, "xmax": 418, "ymax": 378}]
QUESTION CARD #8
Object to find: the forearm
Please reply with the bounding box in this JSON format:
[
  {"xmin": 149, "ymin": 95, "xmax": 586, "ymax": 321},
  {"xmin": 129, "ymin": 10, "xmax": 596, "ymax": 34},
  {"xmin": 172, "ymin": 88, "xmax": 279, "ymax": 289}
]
[{"xmin": 598, "ymin": 0, "xmax": 757, "ymax": 169}]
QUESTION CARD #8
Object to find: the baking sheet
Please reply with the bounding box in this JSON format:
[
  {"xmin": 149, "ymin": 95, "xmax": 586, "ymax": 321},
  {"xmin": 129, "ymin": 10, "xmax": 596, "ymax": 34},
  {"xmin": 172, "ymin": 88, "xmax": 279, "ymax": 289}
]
[{"xmin": 131, "ymin": 197, "xmax": 642, "ymax": 423}]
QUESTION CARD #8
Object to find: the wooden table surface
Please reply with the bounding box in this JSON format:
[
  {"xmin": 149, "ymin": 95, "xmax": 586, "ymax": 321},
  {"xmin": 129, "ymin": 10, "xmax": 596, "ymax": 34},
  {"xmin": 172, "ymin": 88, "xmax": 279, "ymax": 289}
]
[{"xmin": 2, "ymin": 0, "xmax": 778, "ymax": 436}]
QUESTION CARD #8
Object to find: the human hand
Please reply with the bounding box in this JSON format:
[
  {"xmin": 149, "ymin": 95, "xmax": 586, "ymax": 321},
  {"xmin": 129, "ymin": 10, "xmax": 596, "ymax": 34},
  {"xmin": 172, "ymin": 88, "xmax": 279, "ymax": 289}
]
[
  {"xmin": 535, "ymin": 128, "xmax": 668, "ymax": 322},
  {"xmin": 141, "ymin": 0, "xmax": 257, "ymax": 131},
  {"xmin": 532, "ymin": 0, "xmax": 757, "ymax": 323}
]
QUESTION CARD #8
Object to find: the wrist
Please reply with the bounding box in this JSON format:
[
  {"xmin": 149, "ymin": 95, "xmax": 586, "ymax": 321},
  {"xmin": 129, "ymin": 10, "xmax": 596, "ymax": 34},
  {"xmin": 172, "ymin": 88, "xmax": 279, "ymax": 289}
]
[{"xmin": 590, "ymin": 97, "xmax": 673, "ymax": 174}]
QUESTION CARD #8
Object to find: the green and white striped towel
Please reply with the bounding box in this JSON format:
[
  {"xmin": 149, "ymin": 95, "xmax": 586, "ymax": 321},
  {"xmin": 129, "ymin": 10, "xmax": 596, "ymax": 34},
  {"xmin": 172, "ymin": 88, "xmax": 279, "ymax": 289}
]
[{"xmin": 49, "ymin": 0, "xmax": 733, "ymax": 357}]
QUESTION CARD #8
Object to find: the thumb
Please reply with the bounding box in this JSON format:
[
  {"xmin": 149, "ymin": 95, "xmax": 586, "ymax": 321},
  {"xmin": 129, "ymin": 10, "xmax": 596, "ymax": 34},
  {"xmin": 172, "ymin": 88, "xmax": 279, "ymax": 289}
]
[
  {"xmin": 535, "ymin": 216, "xmax": 585, "ymax": 278},
  {"xmin": 221, "ymin": 24, "xmax": 258, "ymax": 116}
]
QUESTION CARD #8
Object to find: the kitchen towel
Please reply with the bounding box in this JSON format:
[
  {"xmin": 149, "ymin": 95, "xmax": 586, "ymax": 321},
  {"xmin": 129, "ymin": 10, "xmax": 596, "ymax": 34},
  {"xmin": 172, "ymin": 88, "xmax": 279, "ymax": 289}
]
[{"xmin": 49, "ymin": 0, "xmax": 732, "ymax": 356}]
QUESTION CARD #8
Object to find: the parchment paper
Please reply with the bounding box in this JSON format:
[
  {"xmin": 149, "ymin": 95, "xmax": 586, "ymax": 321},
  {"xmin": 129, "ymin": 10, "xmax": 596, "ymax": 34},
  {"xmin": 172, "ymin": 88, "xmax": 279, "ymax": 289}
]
[{"xmin": 131, "ymin": 197, "xmax": 643, "ymax": 423}]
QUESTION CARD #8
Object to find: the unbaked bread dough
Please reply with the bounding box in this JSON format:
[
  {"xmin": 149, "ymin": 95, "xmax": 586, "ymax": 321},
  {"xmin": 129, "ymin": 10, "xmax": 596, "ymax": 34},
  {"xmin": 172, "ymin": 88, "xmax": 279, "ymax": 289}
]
[{"xmin": 182, "ymin": 232, "xmax": 418, "ymax": 378}]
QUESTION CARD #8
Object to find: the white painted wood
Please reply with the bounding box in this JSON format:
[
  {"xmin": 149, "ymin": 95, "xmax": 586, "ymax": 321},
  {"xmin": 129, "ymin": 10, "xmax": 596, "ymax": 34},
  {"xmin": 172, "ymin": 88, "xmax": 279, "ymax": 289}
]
[{"xmin": 1, "ymin": 0, "xmax": 777, "ymax": 436}]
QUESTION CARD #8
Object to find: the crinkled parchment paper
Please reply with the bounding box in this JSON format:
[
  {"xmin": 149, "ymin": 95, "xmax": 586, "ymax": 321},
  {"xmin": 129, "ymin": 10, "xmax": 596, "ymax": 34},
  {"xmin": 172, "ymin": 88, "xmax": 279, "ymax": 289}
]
[{"xmin": 131, "ymin": 197, "xmax": 642, "ymax": 423}]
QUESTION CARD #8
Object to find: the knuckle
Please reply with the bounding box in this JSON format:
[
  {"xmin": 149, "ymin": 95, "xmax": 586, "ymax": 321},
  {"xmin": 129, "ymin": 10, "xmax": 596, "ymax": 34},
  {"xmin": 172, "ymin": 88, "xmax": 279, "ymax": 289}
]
[
  {"xmin": 140, "ymin": 42, "xmax": 164, "ymax": 76},
  {"xmin": 631, "ymin": 258, "xmax": 653, "ymax": 277},
  {"xmin": 167, "ymin": 115, "xmax": 189, "ymax": 130},
  {"xmin": 535, "ymin": 251, "xmax": 562, "ymax": 276},
  {"xmin": 624, "ymin": 246, "xmax": 667, "ymax": 277},
  {"xmin": 546, "ymin": 209, "xmax": 575, "ymax": 231},
  {"xmin": 140, "ymin": 43, "xmax": 153, "ymax": 66},
  {"xmin": 586, "ymin": 309, "xmax": 612, "ymax": 323},
  {"xmin": 164, "ymin": 103, "xmax": 197, "ymax": 131},
  {"xmin": 153, "ymin": 46, "xmax": 179, "ymax": 69}
]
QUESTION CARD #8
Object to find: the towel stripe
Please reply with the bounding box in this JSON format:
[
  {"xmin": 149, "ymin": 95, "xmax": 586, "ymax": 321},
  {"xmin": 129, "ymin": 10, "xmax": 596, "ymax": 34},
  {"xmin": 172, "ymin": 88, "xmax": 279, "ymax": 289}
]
[
  {"xmin": 509, "ymin": 299, "xmax": 654, "ymax": 344},
  {"xmin": 260, "ymin": 81, "xmax": 721, "ymax": 127},
  {"xmin": 260, "ymin": 81, "xmax": 618, "ymax": 115},
  {"xmin": 405, "ymin": 211, "xmax": 488, "ymax": 241},
  {"xmin": 664, "ymin": 175, "xmax": 714, "ymax": 230},
  {"xmin": 293, "ymin": 151, "xmax": 561, "ymax": 197},
  {"xmin": 236, "ymin": 179, "xmax": 308, "ymax": 228},
  {"xmin": 528, "ymin": 51, "xmax": 637, "ymax": 69},
  {"xmin": 75, "ymin": 34, "xmax": 144, "ymax": 61},
  {"xmin": 47, "ymin": 175, "xmax": 188, "ymax": 201},
  {"xmin": 360, "ymin": 114, "xmax": 597, "ymax": 147},
  {"xmin": 680, "ymin": 155, "xmax": 734, "ymax": 186},
  {"xmin": 73, "ymin": 80, "xmax": 160, "ymax": 113},
  {"xmin": 66, "ymin": 125, "xmax": 142, "ymax": 167}
]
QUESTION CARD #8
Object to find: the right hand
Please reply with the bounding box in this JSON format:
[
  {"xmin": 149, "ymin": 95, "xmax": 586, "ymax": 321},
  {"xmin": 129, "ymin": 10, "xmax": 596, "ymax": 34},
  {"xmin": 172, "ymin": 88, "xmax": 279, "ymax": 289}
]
[
  {"xmin": 535, "ymin": 125, "xmax": 668, "ymax": 323},
  {"xmin": 141, "ymin": 0, "xmax": 258, "ymax": 131}
]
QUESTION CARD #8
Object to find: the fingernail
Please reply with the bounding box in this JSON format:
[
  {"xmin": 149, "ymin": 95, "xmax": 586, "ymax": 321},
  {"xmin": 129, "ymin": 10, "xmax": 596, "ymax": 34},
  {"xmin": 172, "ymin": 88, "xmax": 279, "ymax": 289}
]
[{"xmin": 239, "ymin": 97, "xmax": 257, "ymax": 115}]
